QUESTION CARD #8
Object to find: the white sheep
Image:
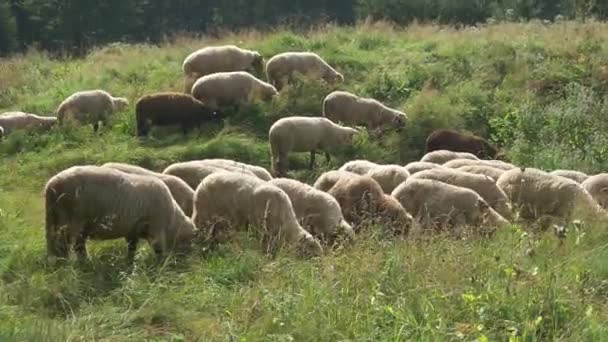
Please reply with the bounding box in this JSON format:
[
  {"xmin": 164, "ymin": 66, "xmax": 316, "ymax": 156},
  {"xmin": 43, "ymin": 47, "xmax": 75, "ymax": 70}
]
[
  {"xmin": 196, "ymin": 159, "xmax": 273, "ymax": 181},
  {"xmin": 192, "ymin": 172, "xmax": 323, "ymax": 256},
  {"xmin": 191, "ymin": 71, "xmax": 278, "ymax": 109},
  {"xmin": 322, "ymin": 91, "xmax": 407, "ymax": 131},
  {"xmin": 56, "ymin": 90, "xmax": 129, "ymax": 131},
  {"xmin": 420, "ymin": 150, "xmax": 479, "ymax": 164},
  {"xmin": 410, "ymin": 167, "xmax": 513, "ymax": 220},
  {"xmin": 313, "ymin": 170, "xmax": 360, "ymax": 192},
  {"xmin": 366, "ymin": 165, "xmax": 411, "ymax": 194},
  {"xmin": 392, "ymin": 178, "xmax": 509, "ymax": 232},
  {"xmin": 0, "ymin": 126, "xmax": 3, "ymax": 139},
  {"xmin": 269, "ymin": 116, "xmax": 359, "ymax": 177},
  {"xmin": 44, "ymin": 166, "xmax": 196, "ymax": 262},
  {"xmin": 269, "ymin": 178, "xmax": 354, "ymax": 242},
  {"xmin": 102, "ymin": 162, "xmax": 195, "ymax": 216},
  {"xmin": 182, "ymin": 45, "xmax": 265, "ymax": 93},
  {"xmin": 456, "ymin": 165, "xmax": 506, "ymax": 182},
  {"xmin": 163, "ymin": 161, "xmax": 256, "ymax": 190},
  {"xmin": 442, "ymin": 158, "xmax": 515, "ymax": 171},
  {"xmin": 551, "ymin": 170, "xmax": 589, "ymax": 184},
  {"xmin": 582, "ymin": 174, "xmax": 608, "ymax": 210},
  {"xmin": 497, "ymin": 167, "xmax": 607, "ymax": 227},
  {"xmin": 0, "ymin": 112, "xmax": 57, "ymax": 135},
  {"xmin": 265, "ymin": 52, "xmax": 343, "ymax": 91},
  {"xmin": 403, "ymin": 161, "xmax": 444, "ymax": 175}
]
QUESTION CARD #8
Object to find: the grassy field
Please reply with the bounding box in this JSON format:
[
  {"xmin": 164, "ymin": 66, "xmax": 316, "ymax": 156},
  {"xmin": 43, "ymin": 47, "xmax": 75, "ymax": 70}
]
[{"xmin": 2, "ymin": 21, "xmax": 608, "ymax": 340}]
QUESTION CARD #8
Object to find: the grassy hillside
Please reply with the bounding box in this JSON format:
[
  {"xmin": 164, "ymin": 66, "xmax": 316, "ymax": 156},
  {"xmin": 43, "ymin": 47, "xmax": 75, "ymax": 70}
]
[{"xmin": 1, "ymin": 21, "xmax": 608, "ymax": 340}]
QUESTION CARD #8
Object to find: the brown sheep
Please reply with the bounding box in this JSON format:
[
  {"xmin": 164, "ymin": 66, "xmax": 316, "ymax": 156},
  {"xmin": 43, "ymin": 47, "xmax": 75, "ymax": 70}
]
[
  {"xmin": 328, "ymin": 175, "xmax": 413, "ymax": 235},
  {"xmin": 425, "ymin": 129, "xmax": 498, "ymax": 159},
  {"xmin": 135, "ymin": 93, "xmax": 220, "ymax": 136}
]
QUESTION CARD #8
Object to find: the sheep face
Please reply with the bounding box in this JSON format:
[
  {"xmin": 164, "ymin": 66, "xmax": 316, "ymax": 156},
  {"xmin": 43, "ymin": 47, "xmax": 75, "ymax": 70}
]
[
  {"xmin": 480, "ymin": 140, "xmax": 498, "ymax": 159},
  {"xmin": 114, "ymin": 98, "xmax": 129, "ymax": 111},
  {"xmin": 392, "ymin": 112, "xmax": 407, "ymax": 131},
  {"xmin": 592, "ymin": 187, "xmax": 608, "ymax": 209},
  {"xmin": 336, "ymin": 219, "xmax": 355, "ymax": 240},
  {"xmin": 296, "ymin": 234, "xmax": 323, "ymax": 257},
  {"xmin": 323, "ymin": 70, "xmax": 344, "ymax": 84},
  {"xmin": 262, "ymin": 84, "xmax": 279, "ymax": 101},
  {"xmin": 252, "ymin": 52, "xmax": 265, "ymax": 74},
  {"xmin": 340, "ymin": 127, "xmax": 359, "ymax": 145}
]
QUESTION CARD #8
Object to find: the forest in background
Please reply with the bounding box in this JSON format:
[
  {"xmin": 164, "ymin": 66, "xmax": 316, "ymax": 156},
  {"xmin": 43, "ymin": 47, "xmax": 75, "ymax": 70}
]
[{"xmin": 2, "ymin": 0, "xmax": 608, "ymax": 56}]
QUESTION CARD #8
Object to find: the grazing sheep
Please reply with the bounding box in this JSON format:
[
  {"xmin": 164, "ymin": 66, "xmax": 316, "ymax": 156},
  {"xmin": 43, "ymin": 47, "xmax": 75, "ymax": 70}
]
[
  {"xmin": 0, "ymin": 126, "xmax": 3, "ymax": 139},
  {"xmin": 182, "ymin": 45, "xmax": 265, "ymax": 93},
  {"xmin": 443, "ymin": 158, "xmax": 515, "ymax": 171},
  {"xmin": 339, "ymin": 160, "xmax": 380, "ymax": 175},
  {"xmin": 392, "ymin": 178, "xmax": 509, "ymax": 232},
  {"xmin": 269, "ymin": 117, "xmax": 359, "ymax": 177},
  {"xmin": 313, "ymin": 170, "xmax": 360, "ymax": 192},
  {"xmin": 265, "ymin": 52, "xmax": 343, "ymax": 91},
  {"xmin": 457, "ymin": 165, "xmax": 506, "ymax": 182},
  {"xmin": 425, "ymin": 129, "xmax": 498, "ymax": 159},
  {"xmin": 101, "ymin": 162, "xmax": 195, "ymax": 216},
  {"xmin": 411, "ymin": 168, "xmax": 513, "ymax": 219},
  {"xmin": 44, "ymin": 166, "xmax": 196, "ymax": 262},
  {"xmin": 56, "ymin": 90, "xmax": 129, "ymax": 131},
  {"xmin": 0, "ymin": 112, "xmax": 57, "ymax": 135},
  {"xmin": 163, "ymin": 161, "xmax": 256, "ymax": 190},
  {"xmin": 366, "ymin": 165, "xmax": 411, "ymax": 194},
  {"xmin": 582, "ymin": 174, "xmax": 608, "ymax": 209},
  {"xmin": 328, "ymin": 175, "xmax": 413, "ymax": 235},
  {"xmin": 196, "ymin": 159, "xmax": 273, "ymax": 181},
  {"xmin": 269, "ymin": 178, "xmax": 354, "ymax": 242},
  {"xmin": 135, "ymin": 92, "xmax": 219, "ymax": 136},
  {"xmin": 322, "ymin": 91, "xmax": 407, "ymax": 131},
  {"xmin": 191, "ymin": 71, "xmax": 278, "ymax": 109},
  {"xmin": 421, "ymin": 150, "xmax": 479, "ymax": 164},
  {"xmin": 551, "ymin": 170, "xmax": 589, "ymax": 184},
  {"xmin": 403, "ymin": 161, "xmax": 444, "ymax": 175},
  {"xmin": 497, "ymin": 168, "xmax": 607, "ymax": 226},
  {"xmin": 192, "ymin": 172, "xmax": 323, "ymax": 256}
]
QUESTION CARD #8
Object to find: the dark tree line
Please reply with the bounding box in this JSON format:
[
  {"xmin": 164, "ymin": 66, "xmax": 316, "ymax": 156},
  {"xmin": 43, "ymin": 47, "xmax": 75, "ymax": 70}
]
[{"xmin": 0, "ymin": 0, "xmax": 607, "ymax": 56}]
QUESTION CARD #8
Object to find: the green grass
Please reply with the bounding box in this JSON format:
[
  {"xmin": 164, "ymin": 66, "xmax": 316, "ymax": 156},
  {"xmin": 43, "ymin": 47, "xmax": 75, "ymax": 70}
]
[{"xmin": 2, "ymin": 21, "xmax": 608, "ymax": 340}]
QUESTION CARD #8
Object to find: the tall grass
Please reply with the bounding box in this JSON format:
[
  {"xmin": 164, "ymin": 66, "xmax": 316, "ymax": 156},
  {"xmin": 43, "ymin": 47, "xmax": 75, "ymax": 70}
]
[{"xmin": 1, "ymin": 22, "xmax": 608, "ymax": 340}]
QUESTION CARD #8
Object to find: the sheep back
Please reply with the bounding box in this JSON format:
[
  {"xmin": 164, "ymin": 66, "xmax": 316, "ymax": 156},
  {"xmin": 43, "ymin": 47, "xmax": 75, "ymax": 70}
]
[
  {"xmin": 425, "ymin": 129, "xmax": 498, "ymax": 159},
  {"xmin": 421, "ymin": 150, "xmax": 479, "ymax": 164},
  {"xmin": 102, "ymin": 162, "xmax": 195, "ymax": 216},
  {"xmin": 135, "ymin": 92, "xmax": 219, "ymax": 136}
]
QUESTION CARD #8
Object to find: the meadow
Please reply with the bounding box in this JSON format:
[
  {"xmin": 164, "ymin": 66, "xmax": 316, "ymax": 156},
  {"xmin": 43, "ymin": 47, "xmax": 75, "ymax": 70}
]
[{"xmin": 1, "ymin": 21, "xmax": 608, "ymax": 340}]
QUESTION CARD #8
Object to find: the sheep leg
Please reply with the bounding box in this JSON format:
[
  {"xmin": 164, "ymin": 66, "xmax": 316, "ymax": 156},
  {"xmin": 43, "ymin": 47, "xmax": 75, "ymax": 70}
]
[
  {"xmin": 93, "ymin": 122, "xmax": 100, "ymax": 132},
  {"xmin": 73, "ymin": 232, "xmax": 88, "ymax": 261},
  {"xmin": 324, "ymin": 151, "xmax": 331, "ymax": 163},
  {"xmin": 309, "ymin": 151, "xmax": 316, "ymax": 170},
  {"xmin": 126, "ymin": 237, "xmax": 138, "ymax": 262}
]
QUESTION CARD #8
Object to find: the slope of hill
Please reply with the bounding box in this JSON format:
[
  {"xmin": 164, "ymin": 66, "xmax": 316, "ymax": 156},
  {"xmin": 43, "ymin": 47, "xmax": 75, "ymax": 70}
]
[{"xmin": 1, "ymin": 22, "xmax": 608, "ymax": 340}]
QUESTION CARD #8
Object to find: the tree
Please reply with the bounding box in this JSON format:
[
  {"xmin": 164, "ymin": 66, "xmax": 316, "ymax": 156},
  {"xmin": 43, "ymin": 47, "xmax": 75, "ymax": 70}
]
[{"xmin": 0, "ymin": 1, "xmax": 17, "ymax": 55}]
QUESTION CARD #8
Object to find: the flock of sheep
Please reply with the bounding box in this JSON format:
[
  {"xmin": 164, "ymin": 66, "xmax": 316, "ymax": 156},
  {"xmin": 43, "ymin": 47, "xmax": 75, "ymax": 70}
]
[{"xmin": 3, "ymin": 44, "xmax": 608, "ymax": 262}]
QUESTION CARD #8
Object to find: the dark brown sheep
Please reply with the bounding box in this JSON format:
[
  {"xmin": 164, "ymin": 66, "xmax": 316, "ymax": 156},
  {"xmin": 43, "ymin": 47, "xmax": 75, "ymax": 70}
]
[
  {"xmin": 135, "ymin": 92, "xmax": 220, "ymax": 136},
  {"xmin": 425, "ymin": 129, "xmax": 498, "ymax": 159},
  {"xmin": 328, "ymin": 175, "xmax": 413, "ymax": 235}
]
